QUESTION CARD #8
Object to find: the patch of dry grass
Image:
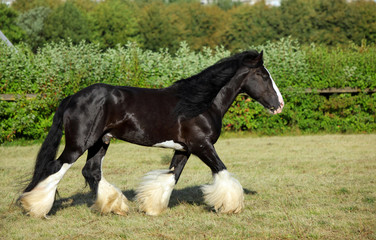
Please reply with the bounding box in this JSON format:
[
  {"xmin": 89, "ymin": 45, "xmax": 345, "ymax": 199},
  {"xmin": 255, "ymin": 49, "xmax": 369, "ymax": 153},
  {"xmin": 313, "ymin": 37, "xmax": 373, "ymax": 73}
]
[{"xmin": 1, "ymin": 134, "xmax": 375, "ymax": 239}]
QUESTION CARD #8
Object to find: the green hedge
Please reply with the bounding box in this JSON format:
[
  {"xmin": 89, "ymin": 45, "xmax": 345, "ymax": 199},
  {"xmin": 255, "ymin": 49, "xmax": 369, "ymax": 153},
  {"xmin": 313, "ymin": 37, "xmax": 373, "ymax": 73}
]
[{"xmin": 1, "ymin": 38, "xmax": 376, "ymax": 142}]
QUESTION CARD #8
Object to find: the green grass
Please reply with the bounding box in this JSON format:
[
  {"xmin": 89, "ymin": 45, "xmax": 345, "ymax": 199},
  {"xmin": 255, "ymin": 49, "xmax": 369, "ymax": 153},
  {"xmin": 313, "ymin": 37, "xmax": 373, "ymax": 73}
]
[{"xmin": 1, "ymin": 134, "xmax": 375, "ymax": 239}]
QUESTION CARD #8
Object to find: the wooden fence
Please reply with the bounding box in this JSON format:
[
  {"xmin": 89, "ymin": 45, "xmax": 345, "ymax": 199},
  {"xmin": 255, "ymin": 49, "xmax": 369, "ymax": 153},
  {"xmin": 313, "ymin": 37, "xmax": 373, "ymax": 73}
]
[
  {"xmin": 0, "ymin": 94, "xmax": 38, "ymax": 101},
  {"xmin": 1, "ymin": 88, "xmax": 375, "ymax": 101},
  {"xmin": 304, "ymin": 87, "xmax": 376, "ymax": 94}
]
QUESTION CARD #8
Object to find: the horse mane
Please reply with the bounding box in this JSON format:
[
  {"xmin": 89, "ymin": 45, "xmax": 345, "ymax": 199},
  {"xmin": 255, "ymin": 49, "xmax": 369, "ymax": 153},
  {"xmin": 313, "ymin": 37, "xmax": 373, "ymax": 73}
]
[{"xmin": 173, "ymin": 50, "xmax": 260, "ymax": 119}]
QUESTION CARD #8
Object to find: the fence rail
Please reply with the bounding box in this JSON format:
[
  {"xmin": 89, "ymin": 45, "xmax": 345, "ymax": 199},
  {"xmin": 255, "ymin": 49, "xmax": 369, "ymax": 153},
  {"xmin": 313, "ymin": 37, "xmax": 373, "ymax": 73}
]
[
  {"xmin": 1, "ymin": 88, "xmax": 375, "ymax": 101},
  {"xmin": 304, "ymin": 87, "xmax": 376, "ymax": 94},
  {"xmin": 0, "ymin": 94, "xmax": 38, "ymax": 101}
]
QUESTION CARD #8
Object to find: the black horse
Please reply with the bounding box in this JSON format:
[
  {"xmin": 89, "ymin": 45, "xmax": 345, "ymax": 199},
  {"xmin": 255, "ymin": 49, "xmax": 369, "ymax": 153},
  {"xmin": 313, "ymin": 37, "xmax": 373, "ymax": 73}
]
[{"xmin": 19, "ymin": 50, "xmax": 284, "ymax": 217}]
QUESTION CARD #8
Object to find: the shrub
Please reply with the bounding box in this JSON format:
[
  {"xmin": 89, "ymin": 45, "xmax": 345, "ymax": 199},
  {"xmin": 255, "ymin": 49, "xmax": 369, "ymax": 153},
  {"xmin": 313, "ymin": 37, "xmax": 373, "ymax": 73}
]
[{"xmin": 0, "ymin": 38, "xmax": 375, "ymax": 143}]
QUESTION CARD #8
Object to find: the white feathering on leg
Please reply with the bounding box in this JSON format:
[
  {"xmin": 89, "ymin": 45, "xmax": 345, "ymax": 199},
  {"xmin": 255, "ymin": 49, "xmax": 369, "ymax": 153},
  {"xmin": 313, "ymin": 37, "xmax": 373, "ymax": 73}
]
[
  {"xmin": 201, "ymin": 170, "xmax": 244, "ymax": 213},
  {"xmin": 92, "ymin": 177, "xmax": 129, "ymax": 215},
  {"xmin": 135, "ymin": 170, "xmax": 175, "ymax": 216},
  {"xmin": 19, "ymin": 163, "xmax": 72, "ymax": 218}
]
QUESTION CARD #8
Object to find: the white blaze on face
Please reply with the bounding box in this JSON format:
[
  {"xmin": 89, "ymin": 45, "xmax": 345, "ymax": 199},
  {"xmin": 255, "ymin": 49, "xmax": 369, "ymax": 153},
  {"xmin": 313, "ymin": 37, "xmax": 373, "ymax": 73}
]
[{"xmin": 265, "ymin": 67, "xmax": 284, "ymax": 114}]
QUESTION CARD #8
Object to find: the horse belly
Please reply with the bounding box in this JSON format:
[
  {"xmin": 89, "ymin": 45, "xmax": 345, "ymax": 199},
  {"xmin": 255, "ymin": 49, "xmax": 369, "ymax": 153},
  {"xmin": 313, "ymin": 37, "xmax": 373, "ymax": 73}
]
[
  {"xmin": 109, "ymin": 114, "xmax": 178, "ymax": 148},
  {"xmin": 152, "ymin": 140, "xmax": 185, "ymax": 151},
  {"xmin": 105, "ymin": 89, "xmax": 181, "ymax": 148}
]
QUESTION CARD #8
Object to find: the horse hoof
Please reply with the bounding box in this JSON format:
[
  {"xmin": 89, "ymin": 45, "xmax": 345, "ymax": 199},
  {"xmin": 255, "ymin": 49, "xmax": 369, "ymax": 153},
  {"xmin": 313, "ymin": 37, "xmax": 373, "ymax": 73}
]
[
  {"xmin": 92, "ymin": 177, "xmax": 129, "ymax": 215},
  {"xmin": 201, "ymin": 170, "xmax": 244, "ymax": 214},
  {"xmin": 136, "ymin": 170, "xmax": 175, "ymax": 216},
  {"xmin": 19, "ymin": 189, "xmax": 55, "ymax": 218}
]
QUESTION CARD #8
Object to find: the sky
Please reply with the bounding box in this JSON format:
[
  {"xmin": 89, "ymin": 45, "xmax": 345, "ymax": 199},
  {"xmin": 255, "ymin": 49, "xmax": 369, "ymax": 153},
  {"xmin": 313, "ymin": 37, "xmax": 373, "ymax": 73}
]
[
  {"xmin": 269, "ymin": 0, "xmax": 281, "ymax": 6},
  {"xmin": 267, "ymin": 0, "xmax": 376, "ymax": 6}
]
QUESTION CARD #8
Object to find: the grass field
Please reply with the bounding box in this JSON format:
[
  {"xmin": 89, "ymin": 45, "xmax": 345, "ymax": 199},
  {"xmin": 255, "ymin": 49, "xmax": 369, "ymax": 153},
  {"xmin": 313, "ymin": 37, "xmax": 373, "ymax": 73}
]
[{"xmin": 0, "ymin": 134, "xmax": 375, "ymax": 239}]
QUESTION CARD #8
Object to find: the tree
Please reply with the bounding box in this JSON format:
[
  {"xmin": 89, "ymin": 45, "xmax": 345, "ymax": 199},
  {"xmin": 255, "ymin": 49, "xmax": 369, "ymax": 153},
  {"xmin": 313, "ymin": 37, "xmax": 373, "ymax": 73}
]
[
  {"xmin": 225, "ymin": 2, "xmax": 282, "ymax": 51},
  {"xmin": 16, "ymin": 6, "xmax": 51, "ymax": 52},
  {"xmin": 90, "ymin": 0, "xmax": 140, "ymax": 49},
  {"xmin": 43, "ymin": 1, "xmax": 91, "ymax": 44},
  {"xmin": 11, "ymin": 0, "xmax": 63, "ymax": 12},
  {"xmin": 346, "ymin": 0, "xmax": 376, "ymax": 45},
  {"xmin": 0, "ymin": 3, "xmax": 24, "ymax": 44},
  {"xmin": 138, "ymin": 2, "xmax": 179, "ymax": 52},
  {"xmin": 279, "ymin": 0, "xmax": 317, "ymax": 43},
  {"xmin": 70, "ymin": 0, "xmax": 97, "ymax": 13},
  {"xmin": 310, "ymin": 0, "xmax": 350, "ymax": 45},
  {"xmin": 167, "ymin": 3, "xmax": 230, "ymax": 51},
  {"xmin": 279, "ymin": 0, "xmax": 356, "ymax": 45}
]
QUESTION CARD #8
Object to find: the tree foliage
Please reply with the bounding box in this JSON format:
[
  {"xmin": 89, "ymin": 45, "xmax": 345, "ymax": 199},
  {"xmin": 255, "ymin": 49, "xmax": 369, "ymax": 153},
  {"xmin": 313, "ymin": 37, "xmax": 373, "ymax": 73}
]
[
  {"xmin": 225, "ymin": 2, "xmax": 282, "ymax": 50},
  {"xmin": 0, "ymin": 3, "xmax": 24, "ymax": 44},
  {"xmin": 4, "ymin": 0, "xmax": 376, "ymax": 52},
  {"xmin": 11, "ymin": 0, "xmax": 63, "ymax": 12},
  {"xmin": 90, "ymin": 0, "xmax": 140, "ymax": 49},
  {"xmin": 176, "ymin": 3, "xmax": 230, "ymax": 51},
  {"xmin": 137, "ymin": 1, "xmax": 179, "ymax": 51},
  {"xmin": 42, "ymin": 1, "xmax": 91, "ymax": 45},
  {"xmin": 16, "ymin": 6, "xmax": 51, "ymax": 52}
]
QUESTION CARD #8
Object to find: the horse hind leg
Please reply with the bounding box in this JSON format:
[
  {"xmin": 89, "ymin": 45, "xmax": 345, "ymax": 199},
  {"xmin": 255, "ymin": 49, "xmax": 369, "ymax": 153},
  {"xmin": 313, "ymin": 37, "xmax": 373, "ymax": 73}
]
[
  {"xmin": 82, "ymin": 138, "xmax": 129, "ymax": 216},
  {"xmin": 19, "ymin": 147, "xmax": 82, "ymax": 218}
]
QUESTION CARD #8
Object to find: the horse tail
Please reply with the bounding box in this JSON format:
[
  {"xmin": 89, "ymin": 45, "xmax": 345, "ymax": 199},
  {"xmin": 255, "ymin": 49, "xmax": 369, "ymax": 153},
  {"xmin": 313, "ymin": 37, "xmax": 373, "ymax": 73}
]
[{"xmin": 23, "ymin": 96, "xmax": 71, "ymax": 193}]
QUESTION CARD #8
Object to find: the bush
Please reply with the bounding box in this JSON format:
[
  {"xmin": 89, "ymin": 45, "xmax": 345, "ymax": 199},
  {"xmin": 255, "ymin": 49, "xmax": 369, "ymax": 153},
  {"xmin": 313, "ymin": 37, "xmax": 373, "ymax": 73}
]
[
  {"xmin": 305, "ymin": 42, "xmax": 376, "ymax": 90},
  {"xmin": 0, "ymin": 40, "xmax": 231, "ymax": 142},
  {"xmin": 0, "ymin": 38, "xmax": 375, "ymax": 143},
  {"xmin": 222, "ymin": 38, "xmax": 376, "ymax": 134}
]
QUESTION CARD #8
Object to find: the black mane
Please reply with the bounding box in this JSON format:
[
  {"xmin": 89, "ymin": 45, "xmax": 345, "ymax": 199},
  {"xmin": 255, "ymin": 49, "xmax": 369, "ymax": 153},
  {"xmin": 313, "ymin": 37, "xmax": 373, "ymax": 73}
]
[{"xmin": 173, "ymin": 50, "xmax": 260, "ymax": 119}]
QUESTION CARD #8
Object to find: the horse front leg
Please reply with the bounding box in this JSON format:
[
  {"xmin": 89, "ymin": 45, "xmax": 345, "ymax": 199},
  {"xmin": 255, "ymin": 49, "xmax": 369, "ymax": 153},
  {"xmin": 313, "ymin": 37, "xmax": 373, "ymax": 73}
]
[
  {"xmin": 194, "ymin": 142, "xmax": 244, "ymax": 214},
  {"xmin": 136, "ymin": 150, "xmax": 190, "ymax": 216}
]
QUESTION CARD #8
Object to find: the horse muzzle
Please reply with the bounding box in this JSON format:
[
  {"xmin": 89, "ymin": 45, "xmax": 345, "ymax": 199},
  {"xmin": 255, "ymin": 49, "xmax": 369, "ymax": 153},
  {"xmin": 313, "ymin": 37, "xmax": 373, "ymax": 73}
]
[{"xmin": 269, "ymin": 99, "xmax": 284, "ymax": 115}]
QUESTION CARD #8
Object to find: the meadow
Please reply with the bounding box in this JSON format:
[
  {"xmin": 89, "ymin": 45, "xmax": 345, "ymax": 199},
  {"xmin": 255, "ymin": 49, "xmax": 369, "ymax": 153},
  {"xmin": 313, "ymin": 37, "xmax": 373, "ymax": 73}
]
[{"xmin": 0, "ymin": 134, "xmax": 375, "ymax": 239}]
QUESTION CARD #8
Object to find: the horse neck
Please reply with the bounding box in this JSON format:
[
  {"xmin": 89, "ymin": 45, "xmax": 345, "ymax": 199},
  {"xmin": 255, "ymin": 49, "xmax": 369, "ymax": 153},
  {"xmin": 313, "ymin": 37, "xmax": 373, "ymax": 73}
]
[{"xmin": 211, "ymin": 70, "xmax": 248, "ymax": 118}]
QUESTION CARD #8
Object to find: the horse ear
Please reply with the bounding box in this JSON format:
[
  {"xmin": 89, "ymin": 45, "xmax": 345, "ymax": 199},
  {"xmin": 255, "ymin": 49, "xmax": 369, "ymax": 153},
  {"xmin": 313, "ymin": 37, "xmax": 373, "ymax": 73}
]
[
  {"xmin": 258, "ymin": 50, "xmax": 263, "ymax": 59},
  {"xmin": 242, "ymin": 50, "xmax": 264, "ymax": 67}
]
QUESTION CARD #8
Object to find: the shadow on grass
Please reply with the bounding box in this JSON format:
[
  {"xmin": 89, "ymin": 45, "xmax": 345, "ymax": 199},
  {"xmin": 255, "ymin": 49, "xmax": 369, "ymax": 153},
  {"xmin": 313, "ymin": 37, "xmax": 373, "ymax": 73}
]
[
  {"xmin": 49, "ymin": 186, "xmax": 257, "ymax": 215},
  {"xmin": 169, "ymin": 186, "xmax": 257, "ymax": 210},
  {"xmin": 122, "ymin": 186, "xmax": 256, "ymax": 208},
  {"xmin": 170, "ymin": 186, "xmax": 205, "ymax": 208},
  {"xmin": 50, "ymin": 191, "xmax": 95, "ymax": 215}
]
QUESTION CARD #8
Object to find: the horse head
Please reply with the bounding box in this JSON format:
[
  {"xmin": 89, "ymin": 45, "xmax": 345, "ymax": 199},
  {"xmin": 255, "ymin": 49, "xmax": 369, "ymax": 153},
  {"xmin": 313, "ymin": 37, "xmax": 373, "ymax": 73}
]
[{"xmin": 240, "ymin": 51, "xmax": 284, "ymax": 114}]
